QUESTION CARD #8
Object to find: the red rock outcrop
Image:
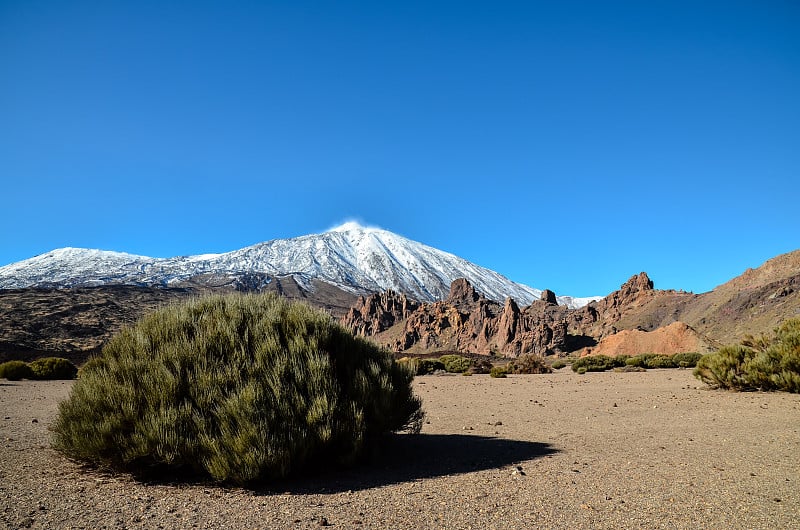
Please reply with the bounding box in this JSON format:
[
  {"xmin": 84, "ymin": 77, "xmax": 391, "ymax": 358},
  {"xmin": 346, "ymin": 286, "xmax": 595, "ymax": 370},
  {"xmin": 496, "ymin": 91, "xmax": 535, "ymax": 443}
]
[
  {"xmin": 340, "ymin": 250, "xmax": 800, "ymax": 357},
  {"xmin": 342, "ymin": 278, "xmax": 575, "ymax": 357},
  {"xmin": 341, "ymin": 290, "xmax": 419, "ymax": 337}
]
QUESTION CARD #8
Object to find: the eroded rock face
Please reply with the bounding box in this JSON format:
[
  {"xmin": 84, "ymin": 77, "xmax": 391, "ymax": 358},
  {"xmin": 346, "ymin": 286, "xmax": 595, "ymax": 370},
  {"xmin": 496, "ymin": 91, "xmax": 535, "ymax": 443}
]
[
  {"xmin": 341, "ymin": 290, "xmax": 420, "ymax": 337},
  {"xmin": 342, "ymin": 278, "xmax": 574, "ymax": 357},
  {"xmin": 339, "ymin": 250, "xmax": 800, "ymax": 357},
  {"xmin": 540, "ymin": 289, "xmax": 558, "ymax": 305},
  {"xmin": 340, "ymin": 274, "xmax": 692, "ymax": 357},
  {"xmin": 565, "ymin": 272, "xmax": 665, "ymax": 339}
]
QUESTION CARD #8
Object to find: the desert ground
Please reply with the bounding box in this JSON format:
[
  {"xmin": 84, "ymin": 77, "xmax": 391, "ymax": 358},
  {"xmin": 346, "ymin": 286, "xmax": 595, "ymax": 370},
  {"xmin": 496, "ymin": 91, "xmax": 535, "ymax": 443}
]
[{"xmin": 1, "ymin": 369, "xmax": 798, "ymax": 529}]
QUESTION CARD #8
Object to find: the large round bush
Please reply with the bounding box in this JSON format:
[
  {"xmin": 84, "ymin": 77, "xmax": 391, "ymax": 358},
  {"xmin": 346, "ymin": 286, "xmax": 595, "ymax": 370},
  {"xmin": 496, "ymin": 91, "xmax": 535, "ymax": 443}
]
[{"xmin": 52, "ymin": 293, "xmax": 423, "ymax": 485}]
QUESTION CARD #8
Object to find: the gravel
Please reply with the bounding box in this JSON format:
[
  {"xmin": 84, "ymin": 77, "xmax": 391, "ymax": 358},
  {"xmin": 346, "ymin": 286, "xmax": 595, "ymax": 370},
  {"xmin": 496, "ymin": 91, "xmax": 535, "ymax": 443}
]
[{"xmin": 1, "ymin": 370, "xmax": 798, "ymax": 529}]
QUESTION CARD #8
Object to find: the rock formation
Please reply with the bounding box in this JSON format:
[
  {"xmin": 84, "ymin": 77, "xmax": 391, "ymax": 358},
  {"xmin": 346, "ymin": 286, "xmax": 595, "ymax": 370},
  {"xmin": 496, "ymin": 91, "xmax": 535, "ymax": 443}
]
[
  {"xmin": 343, "ymin": 278, "xmax": 575, "ymax": 357},
  {"xmin": 341, "ymin": 290, "xmax": 420, "ymax": 337},
  {"xmin": 340, "ymin": 249, "xmax": 800, "ymax": 357}
]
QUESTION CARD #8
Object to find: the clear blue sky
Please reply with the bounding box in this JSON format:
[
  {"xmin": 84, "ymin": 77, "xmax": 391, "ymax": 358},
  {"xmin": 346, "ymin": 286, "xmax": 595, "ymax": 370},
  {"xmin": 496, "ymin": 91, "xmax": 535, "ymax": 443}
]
[{"xmin": 1, "ymin": 1, "xmax": 798, "ymax": 297}]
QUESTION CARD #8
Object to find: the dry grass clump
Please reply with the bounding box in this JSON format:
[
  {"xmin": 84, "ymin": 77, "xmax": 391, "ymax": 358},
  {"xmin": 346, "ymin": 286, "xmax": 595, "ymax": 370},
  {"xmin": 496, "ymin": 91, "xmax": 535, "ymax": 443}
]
[
  {"xmin": 505, "ymin": 354, "xmax": 552, "ymax": 374},
  {"xmin": 52, "ymin": 293, "xmax": 423, "ymax": 485}
]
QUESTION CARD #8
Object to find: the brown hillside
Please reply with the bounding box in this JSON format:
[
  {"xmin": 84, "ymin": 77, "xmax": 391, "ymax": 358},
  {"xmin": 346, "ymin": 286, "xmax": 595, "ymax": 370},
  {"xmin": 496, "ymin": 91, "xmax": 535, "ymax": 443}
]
[
  {"xmin": 676, "ymin": 250, "xmax": 800, "ymax": 344},
  {"xmin": 0, "ymin": 277, "xmax": 357, "ymax": 365},
  {"xmin": 580, "ymin": 321, "xmax": 715, "ymax": 357}
]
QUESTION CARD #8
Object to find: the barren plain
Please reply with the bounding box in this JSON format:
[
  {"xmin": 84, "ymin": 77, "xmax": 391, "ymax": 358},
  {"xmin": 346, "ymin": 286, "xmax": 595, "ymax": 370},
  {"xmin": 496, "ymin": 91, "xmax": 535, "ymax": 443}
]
[{"xmin": 2, "ymin": 369, "xmax": 798, "ymax": 529}]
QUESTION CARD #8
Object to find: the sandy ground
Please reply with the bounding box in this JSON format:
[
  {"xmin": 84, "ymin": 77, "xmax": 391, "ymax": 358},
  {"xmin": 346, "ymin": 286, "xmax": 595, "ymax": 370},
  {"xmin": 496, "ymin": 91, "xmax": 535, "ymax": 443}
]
[{"xmin": 1, "ymin": 369, "xmax": 799, "ymax": 529}]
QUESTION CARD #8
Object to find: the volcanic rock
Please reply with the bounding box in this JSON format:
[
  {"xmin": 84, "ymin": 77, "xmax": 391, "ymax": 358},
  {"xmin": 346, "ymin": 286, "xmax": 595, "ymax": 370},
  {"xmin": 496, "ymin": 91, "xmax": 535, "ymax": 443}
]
[
  {"xmin": 341, "ymin": 290, "xmax": 420, "ymax": 337},
  {"xmin": 540, "ymin": 289, "xmax": 558, "ymax": 305}
]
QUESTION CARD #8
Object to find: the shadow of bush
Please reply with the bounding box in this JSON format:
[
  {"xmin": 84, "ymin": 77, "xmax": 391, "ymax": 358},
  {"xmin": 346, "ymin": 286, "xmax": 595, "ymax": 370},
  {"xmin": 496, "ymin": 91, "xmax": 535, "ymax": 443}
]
[{"xmin": 271, "ymin": 434, "xmax": 558, "ymax": 494}]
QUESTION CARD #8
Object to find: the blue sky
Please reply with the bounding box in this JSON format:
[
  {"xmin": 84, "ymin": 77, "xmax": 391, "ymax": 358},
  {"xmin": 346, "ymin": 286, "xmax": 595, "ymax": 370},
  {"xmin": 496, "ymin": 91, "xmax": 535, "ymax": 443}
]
[{"xmin": 1, "ymin": 1, "xmax": 798, "ymax": 297}]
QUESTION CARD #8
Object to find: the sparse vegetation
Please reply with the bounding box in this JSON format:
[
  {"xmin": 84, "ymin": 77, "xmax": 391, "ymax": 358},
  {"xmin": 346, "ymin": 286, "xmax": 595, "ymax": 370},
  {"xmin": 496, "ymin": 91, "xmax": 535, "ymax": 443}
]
[
  {"xmin": 465, "ymin": 358, "xmax": 493, "ymax": 375},
  {"xmin": 489, "ymin": 366, "xmax": 508, "ymax": 378},
  {"xmin": 402, "ymin": 354, "xmax": 494, "ymax": 375},
  {"xmin": 505, "ymin": 354, "xmax": 552, "ymax": 374},
  {"xmin": 694, "ymin": 318, "xmax": 800, "ymax": 393},
  {"xmin": 439, "ymin": 354, "xmax": 473, "ymax": 374},
  {"xmin": 51, "ymin": 293, "xmax": 423, "ymax": 485},
  {"xmin": 613, "ymin": 365, "xmax": 646, "ymax": 373},
  {"xmin": 571, "ymin": 355, "xmax": 626, "ymax": 373},
  {"xmin": 551, "ymin": 359, "xmax": 567, "ymax": 370},
  {"xmin": 672, "ymin": 352, "xmax": 702, "ymax": 368},
  {"xmin": 625, "ymin": 353, "xmax": 676, "ymax": 369},
  {"xmin": 0, "ymin": 360, "xmax": 33, "ymax": 380},
  {"xmin": 29, "ymin": 357, "xmax": 78, "ymax": 380},
  {"xmin": 412, "ymin": 358, "xmax": 446, "ymax": 375}
]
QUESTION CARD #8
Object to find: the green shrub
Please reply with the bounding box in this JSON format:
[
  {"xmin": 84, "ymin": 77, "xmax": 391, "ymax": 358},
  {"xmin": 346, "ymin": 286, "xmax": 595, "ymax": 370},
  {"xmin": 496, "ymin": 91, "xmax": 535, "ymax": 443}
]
[
  {"xmin": 694, "ymin": 318, "xmax": 800, "ymax": 393},
  {"xmin": 551, "ymin": 359, "xmax": 567, "ymax": 370},
  {"xmin": 0, "ymin": 360, "xmax": 33, "ymax": 381},
  {"xmin": 625, "ymin": 353, "xmax": 672, "ymax": 369},
  {"xmin": 438, "ymin": 354, "xmax": 472, "ymax": 374},
  {"xmin": 51, "ymin": 293, "xmax": 423, "ymax": 485},
  {"xmin": 414, "ymin": 358, "xmax": 446, "ymax": 375},
  {"xmin": 672, "ymin": 352, "xmax": 702, "ymax": 368},
  {"xmin": 613, "ymin": 365, "xmax": 647, "ymax": 373},
  {"xmin": 625, "ymin": 355, "xmax": 646, "ymax": 368},
  {"xmin": 505, "ymin": 354, "xmax": 552, "ymax": 374},
  {"xmin": 489, "ymin": 366, "xmax": 507, "ymax": 378},
  {"xmin": 694, "ymin": 344, "xmax": 756, "ymax": 390},
  {"xmin": 644, "ymin": 354, "xmax": 677, "ymax": 369},
  {"xmin": 626, "ymin": 353, "xmax": 690, "ymax": 369},
  {"xmin": 29, "ymin": 357, "xmax": 78, "ymax": 380},
  {"xmin": 571, "ymin": 355, "xmax": 625, "ymax": 373}
]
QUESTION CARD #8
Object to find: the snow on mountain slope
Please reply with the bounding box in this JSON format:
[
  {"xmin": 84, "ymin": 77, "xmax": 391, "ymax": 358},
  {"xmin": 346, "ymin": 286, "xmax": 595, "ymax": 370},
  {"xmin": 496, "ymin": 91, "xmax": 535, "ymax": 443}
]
[{"xmin": 0, "ymin": 223, "xmax": 598, "ymax": 308}]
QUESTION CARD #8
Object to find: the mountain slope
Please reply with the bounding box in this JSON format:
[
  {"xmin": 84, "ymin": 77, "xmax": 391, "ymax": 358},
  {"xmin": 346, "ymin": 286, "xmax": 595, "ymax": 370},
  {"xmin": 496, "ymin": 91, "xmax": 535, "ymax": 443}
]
[{"xmin": 0, "ymin": 222, "xmax": 596, "ymax": 307}]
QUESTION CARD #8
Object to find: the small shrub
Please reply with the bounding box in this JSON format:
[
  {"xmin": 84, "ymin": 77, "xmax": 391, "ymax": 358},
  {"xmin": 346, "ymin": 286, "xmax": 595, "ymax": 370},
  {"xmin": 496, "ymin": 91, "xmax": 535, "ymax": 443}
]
[
  {"xmin": 571, "ymin": 355, "xmax": 625, "ymax": 373},
  {"xmin": 625, "ymin": 353, "xmax": 670, "ymax": 369},
  {"xmin": 505, "ymin": 354, "xmax": 552, "ymax": 374},
  {"xmin": 672, "ymin": 352, "xmax": 702, "ymax": 368},
  {"xmin": 29, "ymin": 357, "xmax": 78, "ymax": 380},
  {"xmin": 694, "ymin": 318, "xmax": 800, "ymax": 393},
  {"xmin": 613, "ymin": 365, "xmax": 646, "ymax": 373},
  {"xmin": 625, "ymin": 355, "xmax": 646, "ymax": 368},
  {"xmin": 465, "ymin": 358, "xmax": 493, "ymax": 375},
  {"xmin": 414, "ymin": 358, "xmax": 446, "ymax": 375},
  {"xmin": 52, "ymin": 293, "xmax": 423, "ymax": 485},
  {"xmin": 551, "ymin": 359, "xmax": 567, "ymax": 370},
  {"xmin": 490, "ymin": 366, "xmax": 507, "ymax": 378},
  {"xmin": 438, "ymin": 354, "xmax": 472, "ymax": 374},
  {"xmin": 644, "ymin": 354, "xmax": 677, "ymax": 369},
  {"xmin": 0, "ymin": 360, "xmax": 33, "ymax": 381},
  {"xmin": 694, "ymin": 344, "xmax": 755, "ymax": 390}
]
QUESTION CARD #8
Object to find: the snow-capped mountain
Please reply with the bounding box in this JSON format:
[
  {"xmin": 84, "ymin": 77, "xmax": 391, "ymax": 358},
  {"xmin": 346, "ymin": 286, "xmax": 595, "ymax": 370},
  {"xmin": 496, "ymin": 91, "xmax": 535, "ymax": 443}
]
[{"xmin": 0, "ymin": 222, "xmax": 598, "ymax": 308}]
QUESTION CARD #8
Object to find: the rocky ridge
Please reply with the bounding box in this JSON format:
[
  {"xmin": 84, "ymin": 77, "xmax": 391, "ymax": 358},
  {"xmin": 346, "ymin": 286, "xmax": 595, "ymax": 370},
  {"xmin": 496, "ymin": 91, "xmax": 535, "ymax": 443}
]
[{"xmin": 341, "ymin": 250, "xmax": 800, "ymax": 357}]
